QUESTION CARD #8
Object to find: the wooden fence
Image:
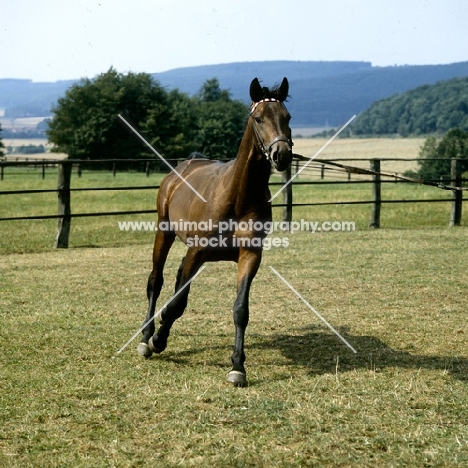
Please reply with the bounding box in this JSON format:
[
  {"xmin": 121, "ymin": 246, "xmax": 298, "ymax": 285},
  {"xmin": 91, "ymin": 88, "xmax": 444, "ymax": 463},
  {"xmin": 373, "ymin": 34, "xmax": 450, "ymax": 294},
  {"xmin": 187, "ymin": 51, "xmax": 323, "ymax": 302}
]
[{"xmin": 0, "ymin": 157, "xmax": 466, "ymax": 248}]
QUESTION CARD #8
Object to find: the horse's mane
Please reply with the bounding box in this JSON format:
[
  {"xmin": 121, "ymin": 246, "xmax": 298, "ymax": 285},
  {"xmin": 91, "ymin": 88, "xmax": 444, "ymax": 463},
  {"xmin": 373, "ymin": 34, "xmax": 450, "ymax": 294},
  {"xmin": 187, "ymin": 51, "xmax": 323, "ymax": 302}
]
[
  {"xmin": 188, "ymin": 151, "xmax": 207, "ymax": 160},
  {"xmin": 260, "ymin": 82, "xmax": 290, "ymax": 102}
]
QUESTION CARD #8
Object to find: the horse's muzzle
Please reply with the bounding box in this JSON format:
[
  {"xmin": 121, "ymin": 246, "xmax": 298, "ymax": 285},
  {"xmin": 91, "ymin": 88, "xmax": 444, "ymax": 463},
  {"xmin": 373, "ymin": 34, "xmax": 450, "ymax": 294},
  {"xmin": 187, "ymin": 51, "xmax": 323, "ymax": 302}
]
[{"xmin": 270, "ymin": 140, "xmax": 293, "ymax": 172}]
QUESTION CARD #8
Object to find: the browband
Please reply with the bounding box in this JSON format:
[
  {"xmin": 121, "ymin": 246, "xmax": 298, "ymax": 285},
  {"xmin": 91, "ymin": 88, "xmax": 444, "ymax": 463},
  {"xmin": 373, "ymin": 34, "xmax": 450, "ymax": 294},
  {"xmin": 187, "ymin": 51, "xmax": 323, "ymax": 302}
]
[{"xmin": 250, "ymin": 98, "xmax": 281, "ymax": 114}]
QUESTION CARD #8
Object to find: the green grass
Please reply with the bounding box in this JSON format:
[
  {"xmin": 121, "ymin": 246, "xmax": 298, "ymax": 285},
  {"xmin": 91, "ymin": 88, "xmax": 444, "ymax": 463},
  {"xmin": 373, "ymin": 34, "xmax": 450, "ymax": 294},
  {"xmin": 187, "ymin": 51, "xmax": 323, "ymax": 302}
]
[
  {"xmin": 1, "ymin": 165, "xmax": 468, "ymax": 466},
  {"xmin": 0, "ymin": 168, "xmax": 164, "ymax": 253}
]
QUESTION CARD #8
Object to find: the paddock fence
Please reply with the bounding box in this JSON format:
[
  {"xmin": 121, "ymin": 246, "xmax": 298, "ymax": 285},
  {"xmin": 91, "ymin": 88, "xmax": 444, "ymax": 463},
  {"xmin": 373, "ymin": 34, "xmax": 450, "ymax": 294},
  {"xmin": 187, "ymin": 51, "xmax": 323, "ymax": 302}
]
[{"xmin": 0, "ymin": 157, "xmax": 466, "ymax": 248}]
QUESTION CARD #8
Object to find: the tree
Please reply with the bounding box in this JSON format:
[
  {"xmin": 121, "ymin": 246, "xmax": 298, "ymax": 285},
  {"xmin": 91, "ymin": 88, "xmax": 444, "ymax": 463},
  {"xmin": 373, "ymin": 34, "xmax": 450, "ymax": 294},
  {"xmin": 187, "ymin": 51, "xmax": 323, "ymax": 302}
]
[
  {"xmin": 47, "ymin": 69, "xmax": 250, "ymax": 167},
  {"xmin": 144, "ymin": 88, "xmax": 198, "ymax": 161},
  {"xmin": 47, "ymin": 68, "xmax": 189, "ymax": 164},
  {"xmin": 193, "ymin": 78, "xmax": 249, "ymax": 159},
  {"xmin": 198, "ymin": 78, "xmax": 231, "ymax": 103},
  {"xmin": 416, "ymin": 128, "xmax": 468, "ymax": 181}
]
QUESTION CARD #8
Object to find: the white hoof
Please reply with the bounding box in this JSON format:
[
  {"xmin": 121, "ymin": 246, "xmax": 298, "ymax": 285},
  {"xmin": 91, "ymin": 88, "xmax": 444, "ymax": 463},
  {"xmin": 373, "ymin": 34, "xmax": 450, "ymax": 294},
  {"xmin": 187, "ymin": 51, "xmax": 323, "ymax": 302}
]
[
  {"xmin": 137, "ymin": 342, "xmax": 153, "ymax": 358},
  {"xmin": 227, "ymin": 370, "xmax": 248, "ymax": 387}
]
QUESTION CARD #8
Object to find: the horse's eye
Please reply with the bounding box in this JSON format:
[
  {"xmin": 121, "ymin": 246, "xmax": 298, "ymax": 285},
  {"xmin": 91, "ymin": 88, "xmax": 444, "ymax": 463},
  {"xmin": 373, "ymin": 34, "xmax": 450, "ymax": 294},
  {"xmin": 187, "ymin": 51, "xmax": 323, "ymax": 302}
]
[{"xmin": 254, "ymin": 117, "xmax": 262, "ymax": 124}]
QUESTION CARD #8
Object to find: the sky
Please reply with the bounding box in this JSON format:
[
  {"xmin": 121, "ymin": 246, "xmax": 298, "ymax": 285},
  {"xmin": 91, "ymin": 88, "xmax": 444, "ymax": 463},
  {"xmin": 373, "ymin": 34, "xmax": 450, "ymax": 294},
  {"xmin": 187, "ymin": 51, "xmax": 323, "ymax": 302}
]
[{"xmin": 1, "ymin": 0, "xmax": 468, "ymax": 83}]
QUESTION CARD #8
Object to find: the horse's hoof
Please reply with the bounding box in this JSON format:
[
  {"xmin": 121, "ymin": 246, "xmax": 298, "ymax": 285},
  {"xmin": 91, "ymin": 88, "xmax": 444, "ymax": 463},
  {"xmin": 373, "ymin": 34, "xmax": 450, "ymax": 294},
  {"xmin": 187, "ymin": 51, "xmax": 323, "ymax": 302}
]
[
  {"xmin": 137, "ymin": 342, "xmax": 153, "ymax": 358},
  {"xmin": 227, "ymin": 370, "xmax": 248, "ymax": 387},
  {"xmin": 148, "ymin": 335, "xmax": 166, "ymax": 354}
]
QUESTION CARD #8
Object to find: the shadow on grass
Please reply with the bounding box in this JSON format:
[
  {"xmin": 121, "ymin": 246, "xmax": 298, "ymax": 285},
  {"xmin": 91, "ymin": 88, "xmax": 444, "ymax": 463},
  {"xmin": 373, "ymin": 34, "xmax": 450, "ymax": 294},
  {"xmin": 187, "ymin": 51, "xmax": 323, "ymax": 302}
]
[
  {"xmin": 252, "ymin": 324, "xmax": 468, "ymax": 382},
  {"xmin": 146, "ymin": 324, "xmax": 467, "ymax": 383}
]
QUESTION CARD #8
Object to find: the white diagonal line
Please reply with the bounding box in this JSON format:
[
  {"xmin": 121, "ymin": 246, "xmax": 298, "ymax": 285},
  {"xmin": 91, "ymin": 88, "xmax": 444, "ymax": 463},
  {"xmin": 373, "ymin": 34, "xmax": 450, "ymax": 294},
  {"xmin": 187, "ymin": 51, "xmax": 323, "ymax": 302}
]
[
  {"xmin": 116, "ymin": 265, "xmax": 206, "ymax": 355},
  {"xmin": 269, "ymin": 266, "xmax": 357, "ymax": 354},
  {"xmin": 269, "ymin": 114, "xmax": 356, "ymax": 202},
  {"xmin": 118, "ymin": 114, "xmax": 207, "ymax": 202}
]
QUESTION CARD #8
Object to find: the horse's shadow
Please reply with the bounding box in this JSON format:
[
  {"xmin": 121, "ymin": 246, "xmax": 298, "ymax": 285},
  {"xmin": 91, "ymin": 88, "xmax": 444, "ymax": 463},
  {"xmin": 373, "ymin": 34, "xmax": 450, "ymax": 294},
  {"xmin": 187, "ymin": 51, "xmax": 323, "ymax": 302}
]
[
  {"xmin": 158, "ymin": 324, "xmax": 468, "ymax": 383},
  {"xmin": 251, "ymin": 324, "xmax": 468, "ymax": 382}
]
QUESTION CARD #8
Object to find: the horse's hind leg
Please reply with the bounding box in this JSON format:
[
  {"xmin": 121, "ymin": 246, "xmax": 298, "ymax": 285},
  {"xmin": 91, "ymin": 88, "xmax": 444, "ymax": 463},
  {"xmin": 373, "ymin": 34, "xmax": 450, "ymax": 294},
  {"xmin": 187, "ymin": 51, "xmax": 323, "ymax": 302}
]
[
  {"xmin": 149, "ymin": 248, "xmax": 204, "ymax": 354},
  {"xmin": 137, "ymin": 229, "xmax": 175, "ymax": 358}
]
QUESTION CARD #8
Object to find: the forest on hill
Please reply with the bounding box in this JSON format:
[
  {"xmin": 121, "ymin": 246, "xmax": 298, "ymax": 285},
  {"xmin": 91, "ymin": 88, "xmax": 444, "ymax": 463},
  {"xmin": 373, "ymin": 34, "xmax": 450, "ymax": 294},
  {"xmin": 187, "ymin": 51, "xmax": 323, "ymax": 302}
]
[
  {"xmin": 155, "ymin": 61, "xmax": 468, "ymax": 127},
  {"xmin": 352, "ymin": 76, "xmax": 468, "ymax": 136}
]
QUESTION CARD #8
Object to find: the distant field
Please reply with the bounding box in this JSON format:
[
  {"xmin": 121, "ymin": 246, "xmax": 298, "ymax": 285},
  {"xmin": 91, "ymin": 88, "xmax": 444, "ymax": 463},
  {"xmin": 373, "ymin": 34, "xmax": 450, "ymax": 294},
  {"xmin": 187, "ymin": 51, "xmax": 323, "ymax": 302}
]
[
  {"xmin": 2, "ymin": 137, "xmax": 66, "ymax": 161},
  {"xmin": 293, "ymin": 137, "xmax": 426, "ymax": 176},
  {"xmin": 3, "ymin": 154, "xmax": 67, "ymax": 162},
  {"xmin": 2, "ymin": 137, "xmax": 426, "ymax": 172},
  {"xmin": 0, "ymin": 116, "xmax": 48, "ymax": 130},
  {"xmin": 3, "ymin": 138, "xmax": 49, "ymax": 146}
]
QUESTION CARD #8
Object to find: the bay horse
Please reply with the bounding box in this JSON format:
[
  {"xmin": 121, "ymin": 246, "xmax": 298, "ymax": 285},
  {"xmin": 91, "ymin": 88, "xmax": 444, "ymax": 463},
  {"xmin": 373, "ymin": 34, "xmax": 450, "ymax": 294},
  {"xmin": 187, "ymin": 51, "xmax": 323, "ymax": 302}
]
[{"xmin": 137, "ymin": 77, "xmax": 293, "ymax": 386}]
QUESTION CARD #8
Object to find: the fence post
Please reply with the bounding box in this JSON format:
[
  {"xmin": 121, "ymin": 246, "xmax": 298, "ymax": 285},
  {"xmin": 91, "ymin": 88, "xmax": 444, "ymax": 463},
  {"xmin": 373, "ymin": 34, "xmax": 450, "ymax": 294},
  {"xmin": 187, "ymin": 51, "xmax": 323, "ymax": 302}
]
[
  {"xmin": 369, "ymin": 158, "xmax": 381, "ymax": 229},
  {"xmin": 281, "ymin": 165, "xmax": 293, "ymax": 224},
  {"xmin": 0, "ymin": 163, "xmax": 4, "ymax": 181},
  {"xmin": 54, "ymin": 161, "xmax": 72, "ymax": 248},
  {"xmin": 449, "ymin": 158, "xmax": 462, "ymax": 226}
]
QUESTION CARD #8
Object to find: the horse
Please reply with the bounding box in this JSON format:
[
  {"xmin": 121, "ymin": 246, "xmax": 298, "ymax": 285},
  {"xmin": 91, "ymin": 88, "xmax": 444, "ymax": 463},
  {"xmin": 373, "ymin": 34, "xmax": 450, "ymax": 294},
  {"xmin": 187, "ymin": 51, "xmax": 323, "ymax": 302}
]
[{"xmin": 137, "ymin": 77, "xmax": 293, "ymax": 387}]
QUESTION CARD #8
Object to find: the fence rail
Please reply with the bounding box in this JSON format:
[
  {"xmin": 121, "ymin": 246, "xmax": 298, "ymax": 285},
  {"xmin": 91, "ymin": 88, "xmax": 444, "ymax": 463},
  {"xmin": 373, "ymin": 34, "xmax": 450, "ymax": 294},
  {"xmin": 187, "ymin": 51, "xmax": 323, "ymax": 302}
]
[{"xmin": 0, "ymin": 157, "xmax": 466, "ymax": 247}]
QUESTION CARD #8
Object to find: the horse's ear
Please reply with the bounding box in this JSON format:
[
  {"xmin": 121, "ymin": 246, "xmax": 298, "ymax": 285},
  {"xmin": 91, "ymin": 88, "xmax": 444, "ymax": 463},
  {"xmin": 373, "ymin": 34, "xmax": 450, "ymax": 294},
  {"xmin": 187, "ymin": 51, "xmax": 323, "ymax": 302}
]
[
  {"xmin": 250, "ymin": 78, "xmax": 264, "ymax": 102},
  {"xmin": 277, "ymin": 77, "xmax": 289, "ymax": 102}
]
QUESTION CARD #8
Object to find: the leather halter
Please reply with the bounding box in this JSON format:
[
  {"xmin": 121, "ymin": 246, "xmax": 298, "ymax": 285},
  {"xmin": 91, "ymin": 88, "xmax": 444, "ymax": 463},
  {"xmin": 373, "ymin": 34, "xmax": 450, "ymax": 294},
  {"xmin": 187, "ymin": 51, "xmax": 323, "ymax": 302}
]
[{"xmin": 250, "ymin": 99, "xmax": 293, "ymax": 162}]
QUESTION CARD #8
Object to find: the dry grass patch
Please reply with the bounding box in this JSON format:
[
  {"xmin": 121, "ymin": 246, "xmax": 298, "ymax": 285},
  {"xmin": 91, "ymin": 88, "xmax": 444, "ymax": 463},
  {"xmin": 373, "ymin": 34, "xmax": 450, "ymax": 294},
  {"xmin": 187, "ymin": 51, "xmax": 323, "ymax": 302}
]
[
  {"xmin": 1, "ymin": 228, "xmax": 467, "ymax": 467},
  {"xmin": 293, "ymin": 137, "xmax": 426, "ymax": 175}
]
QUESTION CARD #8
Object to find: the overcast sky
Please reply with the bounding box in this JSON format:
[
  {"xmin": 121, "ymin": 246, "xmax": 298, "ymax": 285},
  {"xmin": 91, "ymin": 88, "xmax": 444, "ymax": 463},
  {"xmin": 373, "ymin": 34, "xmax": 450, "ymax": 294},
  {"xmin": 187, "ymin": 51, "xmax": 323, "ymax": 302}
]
[{"xmin": 1, "ymin": 0, "xmax": 467, "ymax": 82}]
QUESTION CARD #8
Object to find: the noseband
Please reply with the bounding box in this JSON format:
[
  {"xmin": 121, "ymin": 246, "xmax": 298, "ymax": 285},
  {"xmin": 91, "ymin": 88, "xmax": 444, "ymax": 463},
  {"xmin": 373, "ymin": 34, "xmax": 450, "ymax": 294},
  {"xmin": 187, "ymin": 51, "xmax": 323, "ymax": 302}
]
[{"xmin": 250, "ymin": 99, "xmax": 293, "ymax": 162}]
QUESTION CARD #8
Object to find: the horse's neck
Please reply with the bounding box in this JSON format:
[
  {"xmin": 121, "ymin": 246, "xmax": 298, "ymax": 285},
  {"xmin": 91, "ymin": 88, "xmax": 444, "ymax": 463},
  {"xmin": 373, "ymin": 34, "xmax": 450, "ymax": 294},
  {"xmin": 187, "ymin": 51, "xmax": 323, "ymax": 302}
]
[{"xmin": 227, "ymin": 124, "xmax": 271, "ymax": 214}]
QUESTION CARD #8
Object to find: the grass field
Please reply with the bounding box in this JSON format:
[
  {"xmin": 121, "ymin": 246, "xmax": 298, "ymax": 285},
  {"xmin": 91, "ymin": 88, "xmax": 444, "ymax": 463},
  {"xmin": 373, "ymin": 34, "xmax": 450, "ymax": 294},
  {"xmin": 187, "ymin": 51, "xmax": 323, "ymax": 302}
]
[
  {"xmin": 1, "ymin": 139, "xmax": 467, "ymax": 466},
  {"xmin": 0, "ymin": 137, "xmax": 457, "ymax": 254}
]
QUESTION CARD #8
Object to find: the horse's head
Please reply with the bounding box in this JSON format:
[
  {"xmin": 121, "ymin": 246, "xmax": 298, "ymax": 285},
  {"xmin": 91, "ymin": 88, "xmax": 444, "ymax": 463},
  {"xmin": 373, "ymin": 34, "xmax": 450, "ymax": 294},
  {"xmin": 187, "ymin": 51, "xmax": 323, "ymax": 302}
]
[{"xmin": 249, "ymin": 77, "xmax": 293, "ymax": 172}]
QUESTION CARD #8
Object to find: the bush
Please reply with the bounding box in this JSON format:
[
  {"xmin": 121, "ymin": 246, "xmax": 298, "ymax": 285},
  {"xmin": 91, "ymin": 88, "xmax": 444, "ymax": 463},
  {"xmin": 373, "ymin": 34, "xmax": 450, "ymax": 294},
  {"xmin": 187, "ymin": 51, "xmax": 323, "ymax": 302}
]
[{"xmin": 415, "ymin": 128, "xmax": 468, "ymax": 181}]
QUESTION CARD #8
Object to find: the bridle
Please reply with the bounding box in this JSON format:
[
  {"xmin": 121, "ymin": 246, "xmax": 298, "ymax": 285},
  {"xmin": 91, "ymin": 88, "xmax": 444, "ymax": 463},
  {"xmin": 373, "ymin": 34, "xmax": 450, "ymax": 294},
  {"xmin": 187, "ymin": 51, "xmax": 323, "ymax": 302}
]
[{"xmin": 250, "ymin": 98, "xmax": 293, "ymax": 163}]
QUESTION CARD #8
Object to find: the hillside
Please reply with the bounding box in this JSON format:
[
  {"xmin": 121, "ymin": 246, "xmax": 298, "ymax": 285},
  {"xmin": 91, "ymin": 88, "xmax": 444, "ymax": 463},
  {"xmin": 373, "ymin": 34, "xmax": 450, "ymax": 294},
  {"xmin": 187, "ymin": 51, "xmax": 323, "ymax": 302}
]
[
  {"xmin": 1, "ymin": 60, "xmax": 468, "ymax": 128},
  {"xmin": 352, "ymin": 76, "xmax": 468, "ymax": 136},
  {"xmin": 0, "ymin": 79, "xmax": 75, "ymax": 117},
  {"xmin": 153, "ymin": 61, "xmax": 468, "ymax": 127}
]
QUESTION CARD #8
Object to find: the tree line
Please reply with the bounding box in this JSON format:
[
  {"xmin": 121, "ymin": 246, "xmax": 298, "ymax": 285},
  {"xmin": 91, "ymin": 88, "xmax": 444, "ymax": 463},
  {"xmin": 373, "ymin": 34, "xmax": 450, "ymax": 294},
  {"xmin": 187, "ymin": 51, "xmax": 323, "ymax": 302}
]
[
  {"xmin": 2, "ymin": 68, "xmax": 467, "ymax": 182},
  {"xmin": 46, "ymin": 68, "xmax": 248, "ymax": 167}
]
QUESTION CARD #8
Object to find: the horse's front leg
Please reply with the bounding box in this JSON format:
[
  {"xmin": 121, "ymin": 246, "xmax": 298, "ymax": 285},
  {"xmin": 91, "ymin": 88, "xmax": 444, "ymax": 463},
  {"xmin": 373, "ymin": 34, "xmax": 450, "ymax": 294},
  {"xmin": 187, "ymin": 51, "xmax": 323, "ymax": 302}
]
[
  {"xmin": 149, "ymin": 248, "xmax": 204, "ymax": 354},
  {"xmin": 227, "ymin": 248, "xmax": 262, "ymax": 387}
]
